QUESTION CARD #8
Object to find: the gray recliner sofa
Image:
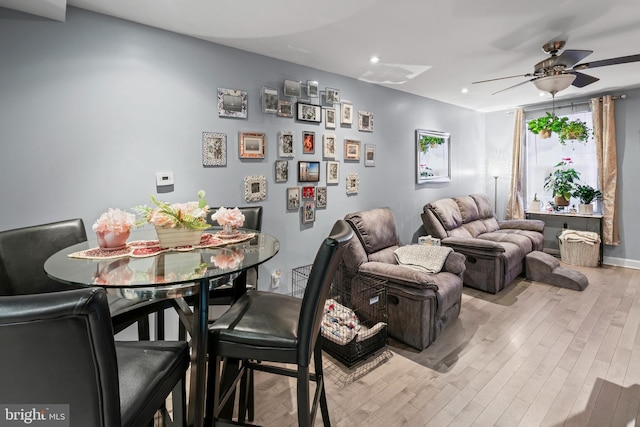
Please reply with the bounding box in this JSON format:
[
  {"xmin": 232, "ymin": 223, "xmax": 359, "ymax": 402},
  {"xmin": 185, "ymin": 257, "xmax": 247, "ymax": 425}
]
[
  {"xmin": 342, "ymin": 207, "xmax": 466, "ymax": 350},
  {"xmin": 421, "ymin": 194, "xmax": 544, "ymax": 294}
]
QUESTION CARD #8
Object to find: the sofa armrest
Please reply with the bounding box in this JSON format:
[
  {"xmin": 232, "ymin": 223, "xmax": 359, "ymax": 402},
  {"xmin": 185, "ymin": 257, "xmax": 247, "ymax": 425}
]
[
  {"xmin": 442, "ymin": 236, "xmax": 506, "ymax": 253},
  {"xmin": 358, "ymin": 262, "xmax": 439, "ymax": 290},
  {"xmin": 444, "ymin": 251, "xmax": 466, "ymax": 276},
  {"xmin": 498, "ymin": 219, "xmax": 545, "ymax": 232}
]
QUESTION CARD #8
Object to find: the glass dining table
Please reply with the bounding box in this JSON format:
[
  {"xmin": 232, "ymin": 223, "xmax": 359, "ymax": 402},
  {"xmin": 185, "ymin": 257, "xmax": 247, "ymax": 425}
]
[{"xmin": 44, "ymin": 228, "xmax": 279, "ymax": 427}]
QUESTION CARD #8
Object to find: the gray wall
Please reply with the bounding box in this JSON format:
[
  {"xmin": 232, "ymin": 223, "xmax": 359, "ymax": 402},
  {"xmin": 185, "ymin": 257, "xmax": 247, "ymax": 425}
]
[{"xmin": 0, "ymin": 7, "xmax": 488, "ymax": 292}]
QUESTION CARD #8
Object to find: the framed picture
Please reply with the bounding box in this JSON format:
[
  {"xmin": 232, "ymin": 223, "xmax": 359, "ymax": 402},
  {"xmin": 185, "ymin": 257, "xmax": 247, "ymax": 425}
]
[
  {"xmin": 284, "ymin": 79, "xmax": 302, "ymax": 98},
  {"xmin": 326, "ymin": 87, "xmax": 340, "ymax": 104},
  {"xmin": 325, "ymin": 108, "xmax": 336, "ymax": 129},
  {"xmin": 341, "ymin": 101, "xmax": 353, "ymax": 124},
  {"xmin": 365, "ymin": 144, "xmax": 376, "ymax": 166},
  {"xmin": 302, "ymin": 201, "xmax": 316, "ymax": 224},
  {"xmin": 302, "ymin": 131, "xmax": 315, "ymax": 154},
  {"xmin": 326, "ymin": 161, "xmax": 340, "ymax": 184},
  {"xmin": 298, "ymin": 161, "xmax": 320, "ymax": 182},
  {"xmin": 323, "ymin": 133, "xmax": 336, "ymax": 159},
  {"xmin": 316, "ymin": 187, "xmax": 327, "ymax": 208},
  {"xmin": 262, "ymin": 86, "xmax": 278, "ymax": 114},
  {"xmin": 346, "ymin": 173, "xmax": 359, "ymax": 195},
  {"xmin": 218, "ymin": 88, "xmax": 247, "ymax": 119},
  {"xmin": 358, "ymin": 111, "xmax": 374, "ymax": 132},
  {"xmin": 244, "ymin": 175, "xmax": 267, "ymax": 202},
  {"xmin": 416, "ymin": 129, "xmax": 451, "ymax": 184},
  {"xmin": 275, "ymin": 160, "xmax": 288, "ymax": 183},
  {"xmin": 307, "ymin": 80, "xmax": 319, "ymax": 97},
  {"xmin": 296, "ymin": 102, "xmax": 322, "ymax": 123},
  {"xmin": 302, "ymin": 186, "xmax": 315, "ymax": 199},
  {"xmin": 277, "ymin": 100, "xmax": 293, "ymax": 118},
  {"xmin": 344, "ymin": 139, "xmax": 361, "ymax": 161},
  {"xmin": 239, "ymin": 132, "xmax": 266, "ymax": 159},
  {"xmin": 202, "ymin": 132, "xmax": 227, "ymax": 166},
  {"xmin": 278, "ymin": 131, "xmax": 294, "ymax": 157},
  {"xmin": 287, "ymin": 187, "xmax": 300, "ymax": 210}
]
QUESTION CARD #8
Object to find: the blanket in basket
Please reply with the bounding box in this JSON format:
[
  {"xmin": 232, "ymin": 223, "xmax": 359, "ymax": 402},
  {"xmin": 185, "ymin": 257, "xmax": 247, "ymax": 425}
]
[{"xmin": 321, "ymin": 299, "xmax": 386, "ymax": 345}]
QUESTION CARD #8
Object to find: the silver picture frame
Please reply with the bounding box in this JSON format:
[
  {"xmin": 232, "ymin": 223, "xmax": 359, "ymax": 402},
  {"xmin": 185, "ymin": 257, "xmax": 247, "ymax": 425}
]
[
  {"xmin": 218, "ymin": 88, "xmax": 247, "ymax": 118},
  {"xmin": 202, "ymin": 132, "xmax": 227, "ymax": 166},
  {"xmin": 244, "ymin": 175, "xmax": 267, "ymax": 202}
]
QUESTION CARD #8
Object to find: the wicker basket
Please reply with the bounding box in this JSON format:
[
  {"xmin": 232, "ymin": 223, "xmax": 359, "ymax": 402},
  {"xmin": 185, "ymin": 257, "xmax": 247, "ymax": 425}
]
[{"xmin": 558, "ymin": 230, "xmax": 600, "ymax": 267}]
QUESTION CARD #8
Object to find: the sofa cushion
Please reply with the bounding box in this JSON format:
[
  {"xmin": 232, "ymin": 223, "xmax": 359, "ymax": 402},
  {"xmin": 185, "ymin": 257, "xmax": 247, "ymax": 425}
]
[
  {"xmin": 428, "ymin": 198, "xmax": 463, "ymax": 233},
  {"xmin": 345, "ymin": 208, "xmax": 400, "ymax": 254},
  {"xmin": 471, "ymin": 194, "xmax": 495, "ymax": 218},
  {"xmin": 478, "ymin": 231, "xmax": 533, "ymax": 255},
  {"xmin": 455, "ymin": 196, "xmax": 480, "ymax": 223}
]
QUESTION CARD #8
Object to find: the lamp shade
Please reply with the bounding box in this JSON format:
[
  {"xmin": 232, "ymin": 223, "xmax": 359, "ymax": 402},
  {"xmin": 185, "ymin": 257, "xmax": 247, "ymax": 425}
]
[{"xmin": 533, "ymin": 74, "xmax": 576, "ymax": 94}]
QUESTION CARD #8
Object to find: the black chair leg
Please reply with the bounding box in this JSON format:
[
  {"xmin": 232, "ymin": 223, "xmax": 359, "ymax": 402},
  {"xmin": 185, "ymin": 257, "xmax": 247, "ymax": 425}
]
[
  {"xmin": 156, "ymin": 309, "xmax": 165, "ymax": 340},
  {"xmin": 314, "ymin": 342, "xmax": 331, "ymax": 427},
  {"xmin": 297, "ymin": 366, "xmax": 311, "ymax": 427},
  {"xmin": 138, "ymin": 316, "xmax": 150, "ymax": 341}
]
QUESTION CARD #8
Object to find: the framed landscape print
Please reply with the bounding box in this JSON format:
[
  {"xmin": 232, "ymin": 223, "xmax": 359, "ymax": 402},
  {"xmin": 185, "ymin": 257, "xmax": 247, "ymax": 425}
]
[
  {"xmin": 239, "ymin": 132, "xmax": 266, "ymax": 159},
  {"xmin": 365, "ymin": 144, "xmax": 376, "ymax": 166},
  {"xmin": 316, "ymin": 187, "xmax": 327, "ymax": 208},
  {"xmin": 302, "ymin": 201, "xmax": 316, "ymax": 224},
  {"xmin": 323, "ymin": 133, "xmax": 336, "ymax": 159},
  {"xmin": 287, "ymin": 187, "xmax": 300, "ymax": 210},
  {"xmin": 326, "ymin": 161, "xmax": 340, "ymax": 184},
  {"xmin": 358, "ymin": 111, "xmax": 374, "ymax": 132},
  {"xmin": 284, "ymin": 79, "xmax": 302, "ymax": 97},
  {"xmin": 298, "ymin": 161, "xmax": 320, "ymax": 182},
  {"xmin": 277, "ymin": 100, "xmax": 293, "ymax": 118},
  {"xmin": 341, "ymin": 101, "xmax": 353, "ymax": 125},
  {"xmin": 296, "ymin": 102, "xmax": 322, "ymax": 123},
  {"xmin": 202, "ymin": 132, "xmax": 227, "ymax": 166},
  {"xmin": 278, "ymin": 131, "xmax": 294, "ymax": 157},
  {"xmin": 244, "ymin": 175, "xmax": 267, "ymax": 202},
  {"xmin": 302, "ymin": 131, "xmax": 315, "ymax": 154},
  {"xmin": 325, "ymin": 108, "xmax": 336, "ymax": 129},
  {"xmin": 416, "ymin": 129, "xmax": 451, "ymax": 183},
  {"xmin": 218, "ymin": 88, "xmax": 248, "ymax": 118},
  {"xmin": 344, "ymin": 139, "xmax": 361, "ymax": 161},
  {"xmin": 262, "ymin": 86, "xmax": 278, "ymax": 114},
  {"xmin": 275, "ymin": 160, "xmax": 288, "ymax": 183}
]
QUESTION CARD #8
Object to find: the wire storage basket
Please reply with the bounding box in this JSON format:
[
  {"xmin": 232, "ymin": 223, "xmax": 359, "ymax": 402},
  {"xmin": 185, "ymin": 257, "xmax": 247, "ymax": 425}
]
[{"xmin": 291, "ymin": 265, "xmax": 388, "ymax": 367}]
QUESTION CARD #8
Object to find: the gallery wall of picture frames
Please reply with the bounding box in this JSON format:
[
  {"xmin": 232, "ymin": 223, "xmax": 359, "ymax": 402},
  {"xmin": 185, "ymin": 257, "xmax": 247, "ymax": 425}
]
[{"xmin": 205, "ymin": 80, "xmax": 379, "ymax": 224}]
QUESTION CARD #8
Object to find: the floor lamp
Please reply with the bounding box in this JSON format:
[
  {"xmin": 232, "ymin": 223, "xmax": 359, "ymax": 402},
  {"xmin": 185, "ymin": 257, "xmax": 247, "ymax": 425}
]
[{"xmin": 493, "ymin": 175, "xmax": 498, "ymax": 212}]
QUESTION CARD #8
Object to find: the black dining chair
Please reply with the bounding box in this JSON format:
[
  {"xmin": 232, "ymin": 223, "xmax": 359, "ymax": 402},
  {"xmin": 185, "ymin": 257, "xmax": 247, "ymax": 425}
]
[
  {"xmin": 0, "ymin": 218, "xmax": 170, "ymax": 339},
  {"xmin": 205, "ymin": 219, "xmax": 353, "ymax": 427},
  {"xmin": 0, "ymin": 287, "xmax": 189, "ymax": 426}
]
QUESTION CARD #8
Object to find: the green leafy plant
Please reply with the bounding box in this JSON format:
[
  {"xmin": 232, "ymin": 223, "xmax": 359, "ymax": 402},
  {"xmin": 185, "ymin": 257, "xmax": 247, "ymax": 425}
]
[
  {"xmin": 543, "ymin": 158, "xmax": 580, "ymax": 201},
  {"xmin": 419, "ymin": 135, "xmax": 444, "ymax": 152},
  {"xmin": 133, "ymin": 190, "xmax": 209, "ymax": 230},
  {"xmin": 527, "ymin": 112, "xmax": 568, "ymax": 138},
  {"xmin": 572, "ymin": 184, "xmax": 603, "ymax": 204},
  {"xmin": 559, "ymin": 119, "xmax": 591, "ymax": 145}
]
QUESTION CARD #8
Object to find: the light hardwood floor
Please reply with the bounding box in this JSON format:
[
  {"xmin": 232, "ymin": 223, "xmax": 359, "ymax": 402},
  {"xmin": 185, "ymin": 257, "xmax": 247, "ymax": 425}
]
[{"xmin": 244, "ymin": 264, "xmax": 640, "ymax": 427}]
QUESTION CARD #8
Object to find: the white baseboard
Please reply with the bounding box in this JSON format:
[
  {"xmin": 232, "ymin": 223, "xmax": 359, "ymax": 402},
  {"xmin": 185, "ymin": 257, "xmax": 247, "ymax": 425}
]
[{"xmin": 603, "ymin": 256, "xmax": 640, "ymax": 270}]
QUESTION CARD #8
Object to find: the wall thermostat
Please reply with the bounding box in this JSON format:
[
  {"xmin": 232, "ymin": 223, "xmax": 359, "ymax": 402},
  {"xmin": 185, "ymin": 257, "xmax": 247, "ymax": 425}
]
[{"xmin": 156, "ymin": 171, "xmax": 174, "ymax": 186}]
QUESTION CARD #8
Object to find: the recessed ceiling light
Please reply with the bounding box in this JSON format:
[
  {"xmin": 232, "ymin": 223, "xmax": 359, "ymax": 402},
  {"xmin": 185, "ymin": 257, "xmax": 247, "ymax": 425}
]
[
  {"xmin": 461, "ymin": 88, "xmax": 469, "ymax": 94},
  {"xmin": 369, "ymin": 56, "xmax": 380, "ymax": 64}
]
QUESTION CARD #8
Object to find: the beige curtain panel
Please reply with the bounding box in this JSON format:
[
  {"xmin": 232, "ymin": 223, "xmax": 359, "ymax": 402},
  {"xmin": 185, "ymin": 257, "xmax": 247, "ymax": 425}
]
[
  {"xmin": 506, "ymin": 108, "xmax": 525, "ymax": 220},
  {"xmin": 590, "ymin": 95, "xmax": 620, "ymax": 246}
]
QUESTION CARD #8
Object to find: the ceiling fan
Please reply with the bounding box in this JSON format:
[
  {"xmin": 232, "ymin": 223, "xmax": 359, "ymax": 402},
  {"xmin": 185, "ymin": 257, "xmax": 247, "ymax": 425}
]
[{"xmin": 473, "ymin": 40, "xmax": 640, "ymax": 95}]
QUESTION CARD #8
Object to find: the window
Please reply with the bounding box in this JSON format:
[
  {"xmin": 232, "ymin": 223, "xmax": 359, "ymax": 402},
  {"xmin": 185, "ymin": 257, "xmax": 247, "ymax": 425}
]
[{"xmin": 525, "ymin": 110, "xmax": 597, "ymax": 211}]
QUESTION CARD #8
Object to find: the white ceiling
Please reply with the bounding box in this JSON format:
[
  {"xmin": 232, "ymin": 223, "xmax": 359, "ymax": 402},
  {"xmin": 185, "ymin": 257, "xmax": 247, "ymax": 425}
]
[{"xmin": 4, "ymin": 0, "xmax": 640, "ymax": 112}]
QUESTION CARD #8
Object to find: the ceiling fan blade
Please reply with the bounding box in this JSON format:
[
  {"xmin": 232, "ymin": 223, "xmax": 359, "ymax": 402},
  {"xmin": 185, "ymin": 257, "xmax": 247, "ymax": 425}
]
[
  {"xmin": 472, "ymin": 73, "xmax": 532, "ymax": 84},
  {"xmin": 569, "ymin": 71, "xmax": 599, "ymax": 88},
  {"xmin": 549, "ymin": 49, "xmax": 593, "ymax": 68},
  {"xmin": 574, "ymin": 54, "xmax": 640, "ymax": 70},
  {"xmin": 492, "ymin": 78, "xmax": 535, "ymax": 95}
]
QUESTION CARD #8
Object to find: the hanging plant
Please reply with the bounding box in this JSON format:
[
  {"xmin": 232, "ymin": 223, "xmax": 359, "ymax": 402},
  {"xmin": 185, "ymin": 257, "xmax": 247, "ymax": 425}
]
[
  {"xmin": 419, "ymin": 135, "xmax": 444, "ymax": 152},
  {"xmin": 559, "ymin": 119, "xmax": 591, "ymax": 145},
  {"xmin": 527, "ymin": 112, "xmax": 568, "ymax": 139}
]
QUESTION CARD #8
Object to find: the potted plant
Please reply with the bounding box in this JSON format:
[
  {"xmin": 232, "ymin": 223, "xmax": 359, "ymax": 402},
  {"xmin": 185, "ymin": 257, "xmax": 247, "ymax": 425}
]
[
  {"xmin": 527, "ymin": 112, "xmax": 568, "ymax": 139},
  {"xmin": 92, "ymin": 208, "xmax": 136, "ymax": 251},
  {"xmin": 559, "ymin": 118, "xmax": 591, "ymax": 145},
  {"xmin": 543, "ymin": 158, "xmax": 580, "ymax": 207},
  {"xmin": 529, "ymin": 193, "xmax": 541, "ymax": 212},
  {"xmin": 573, "ymin": 184, "xmax": 602, "ymax": 215},
  {"xmin": 134, "ymin": 190, "xmax": 209, "ymax": 248},
  {"xmin": 419, "ymin": 135, "xmax": 444, "ymax": 152}
]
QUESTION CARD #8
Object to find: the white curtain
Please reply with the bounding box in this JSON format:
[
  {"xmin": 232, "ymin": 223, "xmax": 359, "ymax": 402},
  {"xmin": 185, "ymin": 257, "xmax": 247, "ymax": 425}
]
[
  {"xmin": 506, "ymin": 108, "xmax": 525, "ymax": 219},
  {"xmin": 590, "ymin": 95, "xmax": 620, "ymax": 245}
]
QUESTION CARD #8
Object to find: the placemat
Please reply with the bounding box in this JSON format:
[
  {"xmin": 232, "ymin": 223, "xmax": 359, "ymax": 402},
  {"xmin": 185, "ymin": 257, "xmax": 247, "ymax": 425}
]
[{"xmin": 69, "ymin": 232, "xmax": 256, "ymax": 259}]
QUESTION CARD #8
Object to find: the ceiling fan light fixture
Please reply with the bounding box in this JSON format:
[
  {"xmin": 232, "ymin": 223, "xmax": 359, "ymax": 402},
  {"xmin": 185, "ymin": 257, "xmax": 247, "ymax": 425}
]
[{"xmin": 533, "ymin": 74, "xmax": 576, "ymax": 94}]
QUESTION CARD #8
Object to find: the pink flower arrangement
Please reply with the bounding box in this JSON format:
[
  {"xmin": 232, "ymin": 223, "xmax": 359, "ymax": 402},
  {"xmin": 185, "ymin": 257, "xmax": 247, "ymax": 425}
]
[
  {"xmin": 212, "ymin": 249, "xmax": 245, "ymax": 270},
  {"xmin": 92, "ymin": 208, "xmax": 136, "ymax": 233},
  {"xmin": 134, "ymin": 190, "xmax": 209, "ymax": 230},
  {"xmin": 210, "ymin": 207, "xmax": 245, "ymax": 228}
]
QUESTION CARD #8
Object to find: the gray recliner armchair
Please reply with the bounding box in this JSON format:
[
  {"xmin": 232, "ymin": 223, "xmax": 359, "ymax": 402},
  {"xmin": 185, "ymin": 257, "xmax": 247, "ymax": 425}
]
[
  {"xmin": 343, "ymin": 207, "xmax": 465, "ymax": 350},
  {"xmin": 421, "ymin": 194, "xmax": 545, "ymax": 294}
]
